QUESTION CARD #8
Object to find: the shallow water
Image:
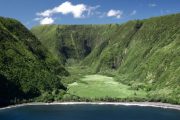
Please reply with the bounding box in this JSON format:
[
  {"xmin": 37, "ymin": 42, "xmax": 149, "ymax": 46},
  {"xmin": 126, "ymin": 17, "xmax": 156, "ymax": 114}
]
[{"xmin": 0, "ymin": 104, "xmax": 180, "ymax": 120}]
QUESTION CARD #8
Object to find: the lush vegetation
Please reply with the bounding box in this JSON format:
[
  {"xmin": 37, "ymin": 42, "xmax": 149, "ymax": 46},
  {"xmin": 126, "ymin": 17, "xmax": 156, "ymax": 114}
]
[
  {"xmin": 67, "ymin": 74, "xmax": 147, "ymax": 99},
  {"xmin": 31, "ymin": 13, "xmax": 180, "ymax": 104},
  {"xmin": 0, "ymin": 13, "xmax": 179, "ymax": 107},
  {"xmin": 0, "ymin": 17, "xmax": 68, "ymax": 107}
]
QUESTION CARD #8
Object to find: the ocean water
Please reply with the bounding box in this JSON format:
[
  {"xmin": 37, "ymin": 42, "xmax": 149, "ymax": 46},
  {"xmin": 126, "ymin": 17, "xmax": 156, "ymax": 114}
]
[{"xmin": 0, "ymin": 104, "xmax": 180, "ymax": 120}]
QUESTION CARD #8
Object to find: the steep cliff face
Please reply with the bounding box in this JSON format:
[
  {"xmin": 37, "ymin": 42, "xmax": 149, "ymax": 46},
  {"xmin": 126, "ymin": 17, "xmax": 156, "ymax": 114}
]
[
  {"xmin": 31, "ymin": 14, "xmax": 180, "ymax": 103},
  {"xmin": 0, "ymin": 17, "xmax": 68, "ymax": 106},
  {"xmin": 31, "ymin": 25, "xmax": 112, "ymax": 63}
]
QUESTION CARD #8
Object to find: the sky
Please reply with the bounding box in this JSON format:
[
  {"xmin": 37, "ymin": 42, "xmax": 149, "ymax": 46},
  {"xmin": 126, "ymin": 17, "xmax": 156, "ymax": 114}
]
[{"xmin": 0, "ymin": 0, "xmax": 180, "ymax": 28}]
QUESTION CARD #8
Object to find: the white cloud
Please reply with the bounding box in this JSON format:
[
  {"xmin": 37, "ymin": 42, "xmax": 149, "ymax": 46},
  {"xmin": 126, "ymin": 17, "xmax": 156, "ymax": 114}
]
[
  {"xmin": 54, "ymin": 1, "xmax": 87, "ymax": 18},
  {"xmin": 87, "ymin": 5, "xmax": 100, "ymax": 17},
  {"xmin": 40, "ymin": 17, "xmax": 54, "ymax": 25},
  {"xmin": 130, "ymin": 10, "xmax": 137, "ymax": 16},
  {"xmin": 107, "ymin": 9, "xmax": 123, "ymax": 19},
  {"xmin": 149, "ymin": 3, "xmax": 157, "ymax": 7},
  {"xmin": 37, "ymin": 1, "xmax": 95, "ymax": 18},
  {"xmin": 35, "ymin": 1, "xmax": 101, "ymax": 25}
]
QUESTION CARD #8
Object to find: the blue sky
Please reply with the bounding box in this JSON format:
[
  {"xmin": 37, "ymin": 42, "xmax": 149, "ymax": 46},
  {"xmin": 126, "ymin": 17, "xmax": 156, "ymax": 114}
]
[{"xmin": 0, "ymin": 0, "xmax": 180, "ymax": 28}]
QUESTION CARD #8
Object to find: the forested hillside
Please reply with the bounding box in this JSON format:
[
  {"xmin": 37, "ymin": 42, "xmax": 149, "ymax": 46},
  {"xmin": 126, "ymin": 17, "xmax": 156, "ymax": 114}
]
[
  {"xmin": 31, "ymin": 13, "xmax": 180, "ymax": 104},
  {"xmin": 0, "ymin": 17, "xmax": 68, "ymax": 106}
]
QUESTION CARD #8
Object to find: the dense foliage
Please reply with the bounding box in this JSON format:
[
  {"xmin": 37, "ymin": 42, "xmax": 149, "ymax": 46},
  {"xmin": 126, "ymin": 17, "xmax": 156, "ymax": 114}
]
[
  {"xmin": 31, "ymin": 13, "xmax": 180, "ymax": 104},
  {"xmin": 0, "ymin": 17, "xmax": 68, "ymax": 107}
]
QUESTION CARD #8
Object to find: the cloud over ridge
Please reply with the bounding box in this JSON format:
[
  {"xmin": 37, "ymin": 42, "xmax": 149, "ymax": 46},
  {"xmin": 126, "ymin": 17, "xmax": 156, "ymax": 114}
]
[
  {"xmin": 107, "ymin": 9, "xmax": 123, "ymax": 19},
  {"xmin": 39, "ymin": 17, "xmax": 54, "ymax": 25},
  {"xmin": 37, "ymin": 1, "xmax": 97, "ymax": 18}
]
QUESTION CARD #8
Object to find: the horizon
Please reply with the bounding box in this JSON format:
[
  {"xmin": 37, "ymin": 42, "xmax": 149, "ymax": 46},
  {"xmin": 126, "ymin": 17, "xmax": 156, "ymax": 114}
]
[
  {"xmin": 0, "ymin": 0, "xmax": 180, "ymax": 28},
  {"xmin": 30, "ymin": 13, "xmax": 179, "ymax": 27}
]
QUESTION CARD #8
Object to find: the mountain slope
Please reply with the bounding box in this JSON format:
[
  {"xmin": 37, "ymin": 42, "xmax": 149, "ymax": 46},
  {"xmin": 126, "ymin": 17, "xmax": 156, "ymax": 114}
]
[
  {"xmin": 31, "ymin": 13, "xmax": 180, "ymax": 104},
  {"xmin": 0, "ymin": 17, "xmax": 68, "ymax": 106},
  {"xmin": 31, "ymin": 25, "xmax": 111, "ymax": 64}
]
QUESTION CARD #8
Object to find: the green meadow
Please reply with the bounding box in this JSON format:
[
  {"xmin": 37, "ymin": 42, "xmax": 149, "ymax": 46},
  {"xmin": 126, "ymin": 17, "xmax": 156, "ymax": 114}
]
[{"xmin": 67, "ymin": 74, "xmax": 147, "ymax": 99}]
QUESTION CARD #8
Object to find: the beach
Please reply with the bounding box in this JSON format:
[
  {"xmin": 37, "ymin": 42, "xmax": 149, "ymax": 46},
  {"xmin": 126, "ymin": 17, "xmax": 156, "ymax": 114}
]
[{"xmin": 1, "ymin": 102, "xmax": 180, "ymax": 111}]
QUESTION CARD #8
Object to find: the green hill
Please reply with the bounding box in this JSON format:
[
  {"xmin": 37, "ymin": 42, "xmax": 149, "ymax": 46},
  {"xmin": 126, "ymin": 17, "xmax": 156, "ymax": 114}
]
[
  {"xmin": 0, "ymin": 17, "xmax": 68, "ymax": 106},
  {"xmin": 31, "ymin": 13, "xmax": 180, "ymax": 104}
]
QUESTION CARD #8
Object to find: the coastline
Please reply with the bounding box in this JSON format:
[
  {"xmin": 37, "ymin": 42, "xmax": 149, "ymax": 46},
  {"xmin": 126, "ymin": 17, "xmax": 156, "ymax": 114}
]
[{"xmin": 0, "ymin": 102, "xmax": 180, "ymax": 111}]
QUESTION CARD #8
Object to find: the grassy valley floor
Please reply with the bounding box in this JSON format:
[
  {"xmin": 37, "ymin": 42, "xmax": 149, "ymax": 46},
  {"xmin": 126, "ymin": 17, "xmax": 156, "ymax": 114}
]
[
  {"xmin": 61, "ymin": 64, "xmax": 179, "ymax": 104},
  {"xmin": 67, "ymin": 74, "xmax": 147, "ymax": 99},
  {"xmin": 61, "ymin": 65, "xmax": 148, "ymax": 102}
]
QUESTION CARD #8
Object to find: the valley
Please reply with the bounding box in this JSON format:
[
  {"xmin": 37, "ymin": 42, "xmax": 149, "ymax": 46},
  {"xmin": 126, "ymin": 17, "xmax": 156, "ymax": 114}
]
[
  {"xmin": 60, "ymin": 64, "xmax": 147, "ymax": 101},
  {"xmin": 1, "ymin": 1, "xmax": 180, "ymax": 120},
  {"xmin": 0, "ymin": 13, "xmax": 179, "ymax": 107},
  {"xmin": 32, "ymin": 13, "xmax": 180, "ymax": 104}
]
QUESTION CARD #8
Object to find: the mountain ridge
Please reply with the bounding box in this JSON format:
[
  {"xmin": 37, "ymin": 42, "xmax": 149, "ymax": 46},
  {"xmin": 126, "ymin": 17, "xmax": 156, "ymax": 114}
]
[{"xmin": 31, "ymin": 13, "xmax": 180, "ymax": 104}]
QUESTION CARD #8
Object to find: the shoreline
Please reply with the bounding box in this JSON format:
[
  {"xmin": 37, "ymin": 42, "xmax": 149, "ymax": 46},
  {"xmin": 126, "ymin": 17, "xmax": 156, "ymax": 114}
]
[{"xmin": 1, "ymin": 102, "xmax": 180, "ymax": 111}]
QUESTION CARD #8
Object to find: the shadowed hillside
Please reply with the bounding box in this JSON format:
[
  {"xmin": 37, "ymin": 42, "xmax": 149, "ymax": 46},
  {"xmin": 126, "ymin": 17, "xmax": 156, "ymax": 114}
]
[
  {"xmin": 31, "ymin": 14, "xmax": 180, "ymax": 104},
  {"xmin": 0, "ymin": 17, "xmax": 68, "ymax": 106}
]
